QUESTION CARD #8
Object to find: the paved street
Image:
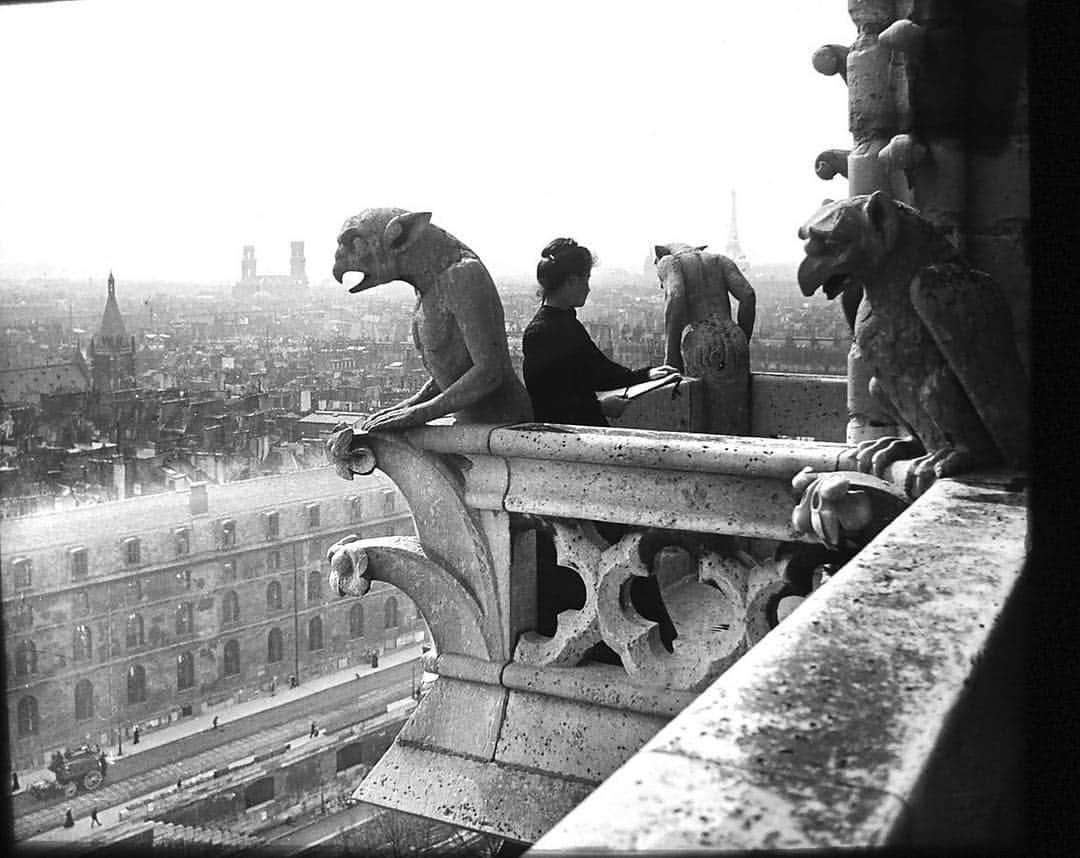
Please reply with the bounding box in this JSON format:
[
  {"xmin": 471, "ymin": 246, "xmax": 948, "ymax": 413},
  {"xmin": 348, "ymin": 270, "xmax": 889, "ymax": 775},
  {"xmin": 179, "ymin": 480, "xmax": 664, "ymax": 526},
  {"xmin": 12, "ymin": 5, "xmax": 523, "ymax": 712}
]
[{"xmin": 12, "ymin": 646, "xmax": 424, "ymax": 843}]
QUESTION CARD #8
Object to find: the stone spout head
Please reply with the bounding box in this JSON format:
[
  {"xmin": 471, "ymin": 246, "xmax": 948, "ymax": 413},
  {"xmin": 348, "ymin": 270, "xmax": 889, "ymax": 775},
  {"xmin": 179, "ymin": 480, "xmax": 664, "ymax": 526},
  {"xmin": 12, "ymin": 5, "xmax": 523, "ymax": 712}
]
[{"xmin": 332, "ymin": 208, "xmax": 432, "ymax": 292}]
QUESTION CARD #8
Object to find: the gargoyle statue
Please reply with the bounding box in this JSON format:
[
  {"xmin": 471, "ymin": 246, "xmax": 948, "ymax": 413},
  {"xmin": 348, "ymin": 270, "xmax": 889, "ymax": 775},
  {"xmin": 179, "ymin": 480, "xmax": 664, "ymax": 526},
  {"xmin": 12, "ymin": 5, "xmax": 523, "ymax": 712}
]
[
  {"xmin": 332, "ymin": 208, "xmax": 532, "ymax": 432},
  {"xmin": 794, "ymin": 192, "xmax": 1028, "ymax": 529},
  {"xmin": 654, "ymin": 243, "xmax": 756, "ymax": 374}
]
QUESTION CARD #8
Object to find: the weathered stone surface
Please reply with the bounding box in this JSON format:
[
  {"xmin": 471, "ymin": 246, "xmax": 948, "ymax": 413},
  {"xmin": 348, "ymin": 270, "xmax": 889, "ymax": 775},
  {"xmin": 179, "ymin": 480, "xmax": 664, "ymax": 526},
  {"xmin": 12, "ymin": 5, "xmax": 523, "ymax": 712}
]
[
  {"xmin": 749, "ymin": 373, "xmax": 846, "ymax": 442},
  {"xmin": 532, "ymin": 472, "xmax": 1027, "ymax": 850},
  {"xmin": 396, "ymin": 676, "xmax": 507, "ymax": 761},
  {"xmin": 494, "ymin": 688, "xmax": 667, "ymax": 784},
  {"xmin": 357, "ymin": 742, "xmax": 595, "ymax": 844}
]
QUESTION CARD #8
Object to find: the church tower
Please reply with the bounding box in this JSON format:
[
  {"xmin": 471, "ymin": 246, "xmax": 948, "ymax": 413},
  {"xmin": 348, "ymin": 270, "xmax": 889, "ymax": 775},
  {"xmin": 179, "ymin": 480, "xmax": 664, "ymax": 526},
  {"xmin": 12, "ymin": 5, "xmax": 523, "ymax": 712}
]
[
  {"xmin": 90, "ymin": 271, "xmax": 136, "ymax": 391},
  {"xmin": 241, "ymin": 245, "xmax": 257, "ymax": 281},
  {"xmin": 290, "ymin": 241, "xmax": 307, "ymax": 284},
  {"xmin": 724, "ymin": 190, "xmax": 750, "ymax": 273}
]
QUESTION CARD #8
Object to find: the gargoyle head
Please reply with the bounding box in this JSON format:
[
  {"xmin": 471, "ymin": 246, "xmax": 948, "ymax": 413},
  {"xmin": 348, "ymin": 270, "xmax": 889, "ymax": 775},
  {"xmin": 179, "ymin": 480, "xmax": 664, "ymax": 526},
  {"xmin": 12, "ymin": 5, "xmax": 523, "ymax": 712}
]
[
  {"xmin": 796, "ymin": 191, "xmax": 903, "ymax": 300},
  {"xmin": 332, "ymin": 208, "xmax": 433, "ymax": 293},
  {"xmin": 654, "ymin": 242, "xmax": 707, "ymax": 264}
]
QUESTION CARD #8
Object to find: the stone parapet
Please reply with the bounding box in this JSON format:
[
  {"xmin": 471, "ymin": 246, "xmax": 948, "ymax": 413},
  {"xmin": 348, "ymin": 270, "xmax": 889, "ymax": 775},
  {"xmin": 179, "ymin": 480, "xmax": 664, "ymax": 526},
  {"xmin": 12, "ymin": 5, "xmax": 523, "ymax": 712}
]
[
  {"xmin": 531, "ymin": 470, "xmax": 1028, "ymax": 851},
  {"xmin": 327, "ymin": 417, "xmax": 864, "ymax": 841}
]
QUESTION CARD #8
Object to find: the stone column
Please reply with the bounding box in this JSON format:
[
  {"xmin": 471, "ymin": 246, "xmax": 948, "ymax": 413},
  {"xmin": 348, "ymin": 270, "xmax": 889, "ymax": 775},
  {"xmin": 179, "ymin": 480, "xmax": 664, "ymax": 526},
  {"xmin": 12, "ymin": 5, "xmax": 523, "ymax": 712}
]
[{"xmin": 815, "ymin": 0, "xmax": 903, "ymax": 446}]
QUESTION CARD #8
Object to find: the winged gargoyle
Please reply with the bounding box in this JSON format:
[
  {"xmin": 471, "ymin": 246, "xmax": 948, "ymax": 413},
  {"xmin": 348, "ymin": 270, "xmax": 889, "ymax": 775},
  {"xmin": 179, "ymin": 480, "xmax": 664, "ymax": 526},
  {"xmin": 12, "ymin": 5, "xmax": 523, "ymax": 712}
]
[
  {"xmin": 331, "ymin": 208, "xmax": 532, "ymax": 433},
  {"xmin": 792, "ymin": 192, "xmax": 1028, "ymax": 544}
]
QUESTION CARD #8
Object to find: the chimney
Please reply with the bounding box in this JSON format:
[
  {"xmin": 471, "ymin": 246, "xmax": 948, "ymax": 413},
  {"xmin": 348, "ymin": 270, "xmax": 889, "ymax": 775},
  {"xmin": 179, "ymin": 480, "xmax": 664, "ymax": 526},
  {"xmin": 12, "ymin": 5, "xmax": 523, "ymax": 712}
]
[{"xmin": 189, "ymin": 482, "xmax": 208, "ymax": 516}]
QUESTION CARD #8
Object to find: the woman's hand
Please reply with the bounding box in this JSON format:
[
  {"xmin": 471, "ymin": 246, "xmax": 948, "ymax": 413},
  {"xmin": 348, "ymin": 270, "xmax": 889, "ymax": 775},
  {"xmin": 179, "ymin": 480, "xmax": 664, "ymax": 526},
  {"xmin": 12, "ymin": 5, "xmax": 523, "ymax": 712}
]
[{"xmin": 647, "ymin": 365, "xmax": 679, "ymax": 380}]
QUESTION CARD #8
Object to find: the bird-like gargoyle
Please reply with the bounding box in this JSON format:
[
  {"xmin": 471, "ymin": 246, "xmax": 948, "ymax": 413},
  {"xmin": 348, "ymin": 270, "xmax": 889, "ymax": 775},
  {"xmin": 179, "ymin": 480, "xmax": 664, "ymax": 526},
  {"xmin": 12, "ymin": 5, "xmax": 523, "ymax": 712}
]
[
  {"xmin": 654, "ymin": 243, "xmax": 756, "ymax": 374},
  {"xmin": 795, "ymin": 191, "xmax": 1028, "ymax": 514},
  {"xmin": 332, "ymin": 208, "xmax": 532, "ymax": 432}
]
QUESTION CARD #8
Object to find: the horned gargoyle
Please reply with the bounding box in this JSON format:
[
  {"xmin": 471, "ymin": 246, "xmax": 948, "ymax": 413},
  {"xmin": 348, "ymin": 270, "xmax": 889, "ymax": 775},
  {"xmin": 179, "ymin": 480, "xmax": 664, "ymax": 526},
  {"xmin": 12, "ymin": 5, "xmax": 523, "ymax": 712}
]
[
  {"xmin": 654, "ymin": 243, "xmax": 756, "ymax": 374},
  {"xmin": 791, "ymin": 192, "xmax": 1029, "ymax": 545},
  {"xmin": 331, "ymin": 208, "xmax": 532, "ymax": 433}
]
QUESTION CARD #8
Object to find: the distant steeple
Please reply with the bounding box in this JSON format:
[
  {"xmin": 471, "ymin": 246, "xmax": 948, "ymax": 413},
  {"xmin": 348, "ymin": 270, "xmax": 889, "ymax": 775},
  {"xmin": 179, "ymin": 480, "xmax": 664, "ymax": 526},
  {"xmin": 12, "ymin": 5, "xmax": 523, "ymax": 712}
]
[
  {"xmin": 98, "ymin": 270, "xmax": 128, "ymax": 348},
  {"xmin": 724, "ymin": 190, "xmax": 750, "ymax": 273}
]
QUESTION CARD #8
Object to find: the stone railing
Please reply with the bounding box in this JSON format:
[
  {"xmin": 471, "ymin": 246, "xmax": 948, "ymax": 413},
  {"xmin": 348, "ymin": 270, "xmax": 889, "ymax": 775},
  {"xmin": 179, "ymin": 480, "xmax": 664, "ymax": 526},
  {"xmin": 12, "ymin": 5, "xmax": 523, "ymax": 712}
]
[
  {"xmin": 530, "ymin": 469, "xmax": 1028, "ymax": 851},
  {"xmin": 325, "ymin": 419, "xmax": 873, "ymax": 841}
]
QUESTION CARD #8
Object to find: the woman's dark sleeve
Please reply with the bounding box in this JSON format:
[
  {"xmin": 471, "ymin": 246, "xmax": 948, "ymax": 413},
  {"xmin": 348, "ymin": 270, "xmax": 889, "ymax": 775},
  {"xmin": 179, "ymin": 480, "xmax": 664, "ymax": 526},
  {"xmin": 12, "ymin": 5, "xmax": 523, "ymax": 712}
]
[{"xmin": 580, "ymin": 334, "xmax": 651, "ymax": 391}]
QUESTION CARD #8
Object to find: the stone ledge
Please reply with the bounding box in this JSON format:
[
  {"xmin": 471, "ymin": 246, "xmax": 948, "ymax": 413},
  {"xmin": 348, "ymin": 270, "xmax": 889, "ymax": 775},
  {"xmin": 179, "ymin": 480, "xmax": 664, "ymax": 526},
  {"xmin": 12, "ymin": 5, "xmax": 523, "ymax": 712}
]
[{"xmin": 531, "ymin": 470, "xmax": 1027, "ymax": 851}]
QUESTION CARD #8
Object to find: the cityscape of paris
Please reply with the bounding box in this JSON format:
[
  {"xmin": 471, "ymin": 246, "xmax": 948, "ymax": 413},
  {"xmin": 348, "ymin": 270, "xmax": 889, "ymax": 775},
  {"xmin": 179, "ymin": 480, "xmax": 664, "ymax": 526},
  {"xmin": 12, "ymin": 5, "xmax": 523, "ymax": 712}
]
[{"xmin": 0, "ymin": 0, "xmax": 890, "ymax": 854}]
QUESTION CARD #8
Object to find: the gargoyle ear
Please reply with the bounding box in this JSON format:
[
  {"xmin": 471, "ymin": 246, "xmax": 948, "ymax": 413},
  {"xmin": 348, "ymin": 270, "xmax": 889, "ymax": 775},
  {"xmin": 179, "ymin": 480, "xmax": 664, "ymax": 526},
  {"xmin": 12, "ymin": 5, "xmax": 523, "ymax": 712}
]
[
  {"xmin": 864, "ymin": 191, "xmax": 899, "ymax": 248},
  {"xmin": 821, "ymin": 198, "xmax": 835, "ymax": 207},
  {"xmin": 384, "ymin": 211, "xmax": 432, "ymax": 252},
  {"xmin": 654, "ymin": 245, "xmax": 672, "ymax": 262},
  {"xmin": 695, "ymin": 245, "xmax": 708, "ymax": 252}
]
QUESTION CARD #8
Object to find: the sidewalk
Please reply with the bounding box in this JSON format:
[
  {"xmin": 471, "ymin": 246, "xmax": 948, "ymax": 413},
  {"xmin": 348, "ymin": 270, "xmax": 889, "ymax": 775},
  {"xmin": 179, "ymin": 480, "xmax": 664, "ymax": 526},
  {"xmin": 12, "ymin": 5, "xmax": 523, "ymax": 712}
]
[{"xmin": 14, "ymin": 641, "xmax": 429, "ymax": 795}]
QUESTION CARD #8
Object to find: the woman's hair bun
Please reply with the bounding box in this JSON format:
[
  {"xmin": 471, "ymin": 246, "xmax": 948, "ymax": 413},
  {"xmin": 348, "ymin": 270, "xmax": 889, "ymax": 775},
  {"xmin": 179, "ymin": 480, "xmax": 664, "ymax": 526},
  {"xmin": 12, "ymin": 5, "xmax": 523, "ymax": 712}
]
[{"xmin": 541, "ymin": 237, "xmax": 578, "ymax": 260}]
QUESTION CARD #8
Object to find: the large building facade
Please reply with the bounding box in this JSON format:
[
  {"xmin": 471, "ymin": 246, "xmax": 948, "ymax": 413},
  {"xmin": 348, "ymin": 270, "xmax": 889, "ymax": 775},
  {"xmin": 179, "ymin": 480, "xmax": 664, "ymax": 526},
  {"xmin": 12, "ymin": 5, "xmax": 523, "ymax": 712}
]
[{"xmin": 4, "ymin": 466, "xmax": 421, "ymax": 769}]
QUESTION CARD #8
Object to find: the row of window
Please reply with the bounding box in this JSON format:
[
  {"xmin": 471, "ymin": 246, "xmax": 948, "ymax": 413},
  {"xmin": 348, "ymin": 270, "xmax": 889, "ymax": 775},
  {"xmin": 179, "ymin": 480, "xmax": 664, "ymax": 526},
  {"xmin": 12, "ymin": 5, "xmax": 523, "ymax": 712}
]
[
  {"xmin": 13, "ymin": 605, "xmax": 396, "ymax": 737},
  {"xmin": 12, "ymin": 598, "xmax": 402, "ymax": 677},
  {"xmin": 9, "ymin": 490, "xmax": 401, "ymax": 592}
]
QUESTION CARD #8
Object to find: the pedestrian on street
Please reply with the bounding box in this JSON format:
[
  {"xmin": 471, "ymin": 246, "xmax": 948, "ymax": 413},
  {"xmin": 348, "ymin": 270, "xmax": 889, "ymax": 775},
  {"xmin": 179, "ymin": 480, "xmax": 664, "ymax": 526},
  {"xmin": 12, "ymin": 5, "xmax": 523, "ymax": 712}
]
[
  {"xmin": 176, "ymin": 778, "xmax": 183, "ymax": 790},
  {"xmin": 212, "ymin": 716, "xmax": 219, "ymax": 730},
  {"xmin": 90, "ymin": 807, "xmax": 101, "ymax": 827},
  {"xmin": 98, "ymin": 752, "xmax": 108, "ymax": 775},
  {"xmin": 270, "ymin": 676, "xmax": 277, "ymax": 696},
  {"xmin": 11, "ymin": 771, "xmax": 20, "ymax": 793},
  {"xmin": 63, "ymin": 809, "xmax": 75, "ymax": 828},
  {"xmin": 309, "ymin": 721, "xmax": 317, "ymax": 738},
  {"xmin": 132, "ymin": 725, "xmax": 140, "ymax": 745}
]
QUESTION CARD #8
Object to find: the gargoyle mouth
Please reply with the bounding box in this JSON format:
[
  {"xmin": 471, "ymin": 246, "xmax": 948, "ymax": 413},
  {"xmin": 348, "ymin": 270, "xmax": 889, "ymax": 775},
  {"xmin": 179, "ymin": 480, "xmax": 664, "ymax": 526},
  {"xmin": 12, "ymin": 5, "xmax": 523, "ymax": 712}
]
[
  {"xmin": 798, "ymin": 254, "xmax": 851, "ymax": 300},
  {"xmin": 333, "ymin": 262, "xmax": 368, "ymax": 292},
  {"xmin": 822, "ymin": 274, "xmax": 848, "ymax": 300}
]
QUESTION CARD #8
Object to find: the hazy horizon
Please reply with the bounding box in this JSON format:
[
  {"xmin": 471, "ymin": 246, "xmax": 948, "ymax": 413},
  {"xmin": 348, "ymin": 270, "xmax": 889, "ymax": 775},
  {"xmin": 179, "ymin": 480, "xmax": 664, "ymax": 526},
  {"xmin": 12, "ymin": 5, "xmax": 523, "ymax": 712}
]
[{"xmin": 1, "ymin": 1, "xmax": 852, "ymax": 284}]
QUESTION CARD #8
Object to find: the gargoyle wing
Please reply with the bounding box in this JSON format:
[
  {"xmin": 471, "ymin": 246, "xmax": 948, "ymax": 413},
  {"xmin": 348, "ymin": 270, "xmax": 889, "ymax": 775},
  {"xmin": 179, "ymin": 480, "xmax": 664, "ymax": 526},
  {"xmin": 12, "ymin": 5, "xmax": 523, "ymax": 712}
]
[{"xmin": 910, "ymin": 263, "xmax": 1029, "ymax": 465}]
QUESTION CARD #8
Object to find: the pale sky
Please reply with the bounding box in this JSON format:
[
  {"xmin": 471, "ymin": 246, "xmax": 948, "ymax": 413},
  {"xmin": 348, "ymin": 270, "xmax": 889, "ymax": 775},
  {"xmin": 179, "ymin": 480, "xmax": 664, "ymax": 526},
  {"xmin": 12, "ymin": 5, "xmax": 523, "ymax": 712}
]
[{"xmin": 0, "ymin": 0, "xmax": 852, "ymax": 283}]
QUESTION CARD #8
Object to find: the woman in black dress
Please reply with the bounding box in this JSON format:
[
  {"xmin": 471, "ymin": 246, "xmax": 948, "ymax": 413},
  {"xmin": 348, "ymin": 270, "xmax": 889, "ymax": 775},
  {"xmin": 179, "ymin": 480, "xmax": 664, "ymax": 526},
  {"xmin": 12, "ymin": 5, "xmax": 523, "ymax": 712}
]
[
  {"xmin": 523, "ymin": 237, "xmax": 675, "ymax": 426},
  {"xmin": 523, "ymin": 237, "xmax": 678, "ymax": 652}
]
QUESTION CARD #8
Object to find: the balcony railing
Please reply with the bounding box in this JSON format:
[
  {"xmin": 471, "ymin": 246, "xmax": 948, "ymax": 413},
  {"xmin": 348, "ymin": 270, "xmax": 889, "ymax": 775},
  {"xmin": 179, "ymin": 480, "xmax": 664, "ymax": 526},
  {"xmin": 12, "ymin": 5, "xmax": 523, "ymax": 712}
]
[{"xmin": 324, "ymin": 370, "xmax": 1027, "ymax": 849}]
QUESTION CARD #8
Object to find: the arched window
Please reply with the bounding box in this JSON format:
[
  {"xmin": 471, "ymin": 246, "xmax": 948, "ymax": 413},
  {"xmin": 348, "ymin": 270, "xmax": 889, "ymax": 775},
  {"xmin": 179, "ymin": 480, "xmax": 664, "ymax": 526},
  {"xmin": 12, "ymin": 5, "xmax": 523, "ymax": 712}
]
[
  {"xmin": 17, "ymin": 696, "xmax": 38, "ymax": 736},
  {"xmin": 73, "ymin": 624, "xmax": 92, "ymax": 661},
  {"xmin": 349, "ymin": 603, "xmax": 365, "ymax": 639},
  {"xmin": 177, "ymin": 651, "xmax": 195, "ymax": 690},
  {"xmin": 74, "ymin": 679, "xmax": 94, "ymax": 720},
  {"xmin": 15, "ymin": 640, "xmax": 37, "ymax": 676},
  {"xmin": 308, "ymin": 616, "xmax": 324, "ymax": 651},
  {"xmin": 384, "ymin": 597, "xmax": 399, "ymax": 629},
  {"xmin": 75, "ymin": 590, "xmax": 90, "ymax": 617},
  {"xmin": 222, "ymin": 590, "xmax": 240, "ymax": 625},
  {"xmin": 176, "ymin": 602, "xmax": 194, "ymax": 635},
  {"xmin": 267, "ymin": 628, "xmax": 284, "ymax": 663},
  {"xmin": 127, "ymin": 664, "xmax": 146, "ymax": 704},
  {"xmin": 126, "ymin": 613, "xmax": 144, "ymax": 648},
  {"xmin": 266, "ymin": 581, "xmax": 282, "ymax": 612},
  {"xmin": 223, "ymin": 639, "xmax": 240, "ymax": 676},
  {"xmin": 307, "ymin": 570, "xmax": 322, "ymax": 603}
]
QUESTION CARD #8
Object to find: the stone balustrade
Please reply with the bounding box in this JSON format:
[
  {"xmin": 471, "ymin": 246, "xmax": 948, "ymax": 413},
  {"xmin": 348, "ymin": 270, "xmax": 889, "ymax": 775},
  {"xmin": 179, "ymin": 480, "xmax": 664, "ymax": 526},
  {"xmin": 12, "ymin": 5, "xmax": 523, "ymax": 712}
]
[
  {"xmin": 326, "ymin": 418, "xmax": 871, "ymax": 841},
  {"xmin": 531, "ymin": 470, "xmax": 1028, "ymax": 851}
]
